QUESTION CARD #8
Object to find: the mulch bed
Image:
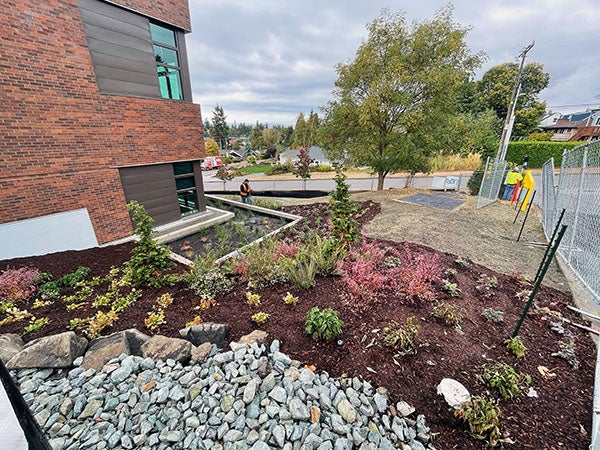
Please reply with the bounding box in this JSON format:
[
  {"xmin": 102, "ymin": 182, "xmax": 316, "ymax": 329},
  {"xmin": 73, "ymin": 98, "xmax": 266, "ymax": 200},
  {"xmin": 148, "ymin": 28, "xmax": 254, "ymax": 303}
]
[{"xmin": 0, "ymin": 201, "xmax": 595, "ymax": 449}]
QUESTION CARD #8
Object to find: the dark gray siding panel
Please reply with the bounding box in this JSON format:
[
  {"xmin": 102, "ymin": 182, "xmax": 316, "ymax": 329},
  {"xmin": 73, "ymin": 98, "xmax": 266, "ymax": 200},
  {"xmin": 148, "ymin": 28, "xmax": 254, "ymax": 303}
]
[
  {"xmin": 176, "ymin": 31, "xmax": 193, "ymax": 101},
  {"xmin": 78, "ymin": 0, "xmax": 161, "ymax": 98},
  {"xmin": 119, "ymin": 162, "xmax": 206, "ymax": 227},
  {"xmin": 119, "ymin": 165, "xmax": 180, "ymax": 226}
]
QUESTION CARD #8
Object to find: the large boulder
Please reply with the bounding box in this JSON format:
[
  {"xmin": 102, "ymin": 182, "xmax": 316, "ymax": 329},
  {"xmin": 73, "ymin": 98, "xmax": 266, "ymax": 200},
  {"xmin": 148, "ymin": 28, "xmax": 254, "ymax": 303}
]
[
  {"xmin": 0, "ymin": 334, "xmax": 24, "ymax": 364},
  {"xmin": 141, "ymin": 335, "xmax": 192, "ymax": 364},
  {"xmin": 6, "ymin": 331, "xmax": 87, "ymax": 369},
  {"xmin": 179, "ymin": 322, "xmax": 229, "ymax": 348},
  {"xmin": 82, "ymin": 332, "xmax": 131, "ymax": 371},
  {"xmin": 123, "ymin": 328, "xmax": 150, "ymax": 355}
]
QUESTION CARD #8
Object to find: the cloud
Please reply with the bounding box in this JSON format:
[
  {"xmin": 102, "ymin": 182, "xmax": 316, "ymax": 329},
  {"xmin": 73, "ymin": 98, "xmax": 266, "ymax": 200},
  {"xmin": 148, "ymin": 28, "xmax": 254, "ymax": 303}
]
[{"xmin": 187, "ymin": 0, "xmax": 600, "ymax": 125}]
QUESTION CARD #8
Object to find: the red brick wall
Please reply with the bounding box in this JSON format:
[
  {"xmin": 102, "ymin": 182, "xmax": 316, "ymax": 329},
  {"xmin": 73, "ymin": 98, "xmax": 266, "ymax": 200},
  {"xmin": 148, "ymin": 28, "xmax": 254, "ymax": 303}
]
[
  {"xmin": 109, "ymin": 0, "xmax": 191, "ymax": 31},
  {"xmin": 0, "ymin": 0, "xmax": 205, "ymax": 244}
]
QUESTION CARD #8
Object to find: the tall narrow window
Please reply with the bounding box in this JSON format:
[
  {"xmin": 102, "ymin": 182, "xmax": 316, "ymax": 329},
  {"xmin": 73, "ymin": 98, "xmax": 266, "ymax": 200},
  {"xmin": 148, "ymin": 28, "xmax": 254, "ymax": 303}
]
[
  {"xmin": 173, "ymin": 162, "xmax": 198, "ymax": 216},
  {"xmin": 150, "ymin": 22, "xmax": 182, "ymax": 100}
]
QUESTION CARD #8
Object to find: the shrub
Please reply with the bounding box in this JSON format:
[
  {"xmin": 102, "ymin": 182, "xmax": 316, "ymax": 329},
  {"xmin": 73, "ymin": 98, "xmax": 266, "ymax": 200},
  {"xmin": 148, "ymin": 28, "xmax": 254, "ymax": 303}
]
[
  {"xmin": 314, "ymin": 164, "xmax": 333, "ymax": 172},
  {"xmin": 383, "ymin": 317, "xmax": 420, "ymax": 356},
  {"xmin": 391, "ymin": 245, "xmax": 441, "ymax": 303},
  {"xmin": 246, "ymin": 291, "xmax": 261, "ymax": 306},
  {"xmin": 0, "ymin": 267, "xmax": 41, "ymax": 301},
  {"xmin": 145, "ymin": 309, "xmax": 165, "ymax": 331},
  {"xmin": 329, "ymin": 171, "xmax": 360, "ymax": 245},
  {"xmin": 57, "ymin": 266, "xmax": 90, "ymax": 287},
  {"xmin": 86, "ymin": 310, "xmax": 118, "ymax": 338},
  {"xmin": 432, "ymin": 303, "xmax": 463, "ymax": 327},
  {"xmin": 283, "ymin": 292, "xmax": 298, "ymax": 305},
  {"xmin": 251, "ymin": 311, "xmax": 270, "ymax": 325},
  {"xmin": 305, "ymin": 307, "xmax": 344, "ymax": 341},
  {"xmin": 505, "ymin": 336, "xmax": 527, "ymax": 358},
  {"xmin": 235, "ymin": 239, "xmax": 288, "ymax": 288},
  {"xmin": 125, "ymin": 201, "xmax": 175, "ymax": 287},
  {"xmin": 339, "ymin": 239, "xmax": 386, "ymax": 305},
  {"xmin": 185, "ymin": 252, "xmax": 235, "ymax": 300},
  {"xmin": 454, "ymin": 395, "xmax": 502, "ymax": 447},
  {"xmin": 467, "ymin": 166, "xmax": 485, "ymax": 196},
  {"xmin": 476, "ymin": 274, "xmax": 498, "ymax": 298},
  {"xmin": 265, "ymin": 162, "xmax": 294, "ymax": 175},
  {"xmin": 506, "ymin": 141, "xmax": 583, "ymax": 168},
  {"xmin": 443, "ymin": 281, "xmax": 460, "ymax": 297},
  {"xmin": 481, "ymin": 362, "xmax": 531, "ymax": 400}
]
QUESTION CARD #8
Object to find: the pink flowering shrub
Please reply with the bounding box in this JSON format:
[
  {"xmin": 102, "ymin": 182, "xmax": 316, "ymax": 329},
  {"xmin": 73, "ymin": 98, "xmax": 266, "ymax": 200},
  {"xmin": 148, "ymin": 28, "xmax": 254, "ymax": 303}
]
[{"xmin": 0, "ymin": 267, "xmax": 41, "ymax": 301}]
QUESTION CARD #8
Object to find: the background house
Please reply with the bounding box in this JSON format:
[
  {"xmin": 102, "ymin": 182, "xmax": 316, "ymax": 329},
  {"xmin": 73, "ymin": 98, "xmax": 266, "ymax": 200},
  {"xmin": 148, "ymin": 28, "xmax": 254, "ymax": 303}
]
[
  {"xmin": 1, "ymin": 0, "xmax": 206, "ymax": 259},
  {"xmin": 278, "ymin": 147, "xmax": 332, "ymax": 166},
  {"xmin": 539, "ymin": 109, "xmax": 600, "ymax": 142}
]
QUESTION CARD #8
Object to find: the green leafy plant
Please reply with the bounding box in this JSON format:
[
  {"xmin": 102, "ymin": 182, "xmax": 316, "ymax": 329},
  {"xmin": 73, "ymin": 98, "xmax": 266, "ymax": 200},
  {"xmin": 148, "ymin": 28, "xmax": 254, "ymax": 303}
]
[
  {"xmin": 246, "ymin": 291, "xmax": 261, "ymax": 306},
  {"xmin": 185, "ymin": 252, "xmax": 235, "ymax": 300},
  {"xmin": 552, "ymin": 336, "xmax": 580, "ymax": 369},
  {"xmin": 305, "ymin": 307, "xmax": 344, "ymax": 341},
  {"xmin": 283, "ymin": 292, "xmax": 298, "ymax": 305},
  {"xmin": 125, "ymin": 201, "xmax": 175, "ymax": 287},
  {"xmin": 233, "ymin": 238, "xmax": 288, "ymax": 288},
  {"xmin": 454, "ymin": 395, "xmax": 502, "ymax": 447},
  {"xmin": 443, "ymin": 281, "xmax": 460, "ymax": 297},
  {"xmin": 432, "ymin": 302, "xmax": 463, "ymax": 327},
  {"xmin": 68, "ymin": 317, "xmax": 90, "ymax": 331},
  {"xmin": 185, "ymin": 315, "xmax": 202, "ymax": 328},
  {"xmin": 280, "ymin": 252, "xmax": 318, "ymax": 289},
  {"xmin": 476, "ymin": 274, "xmax": 498, "ymax": 298},
  {"xmin": 0, "ymin": 306, "xmax": 32, "ymax": 326},
  {"xmin": 481, "ymin": 362, "xmax": 531, "ymax": 400},
  {"xmin": 86, "ymin": 310, "xmax": 118, "ymax": 338},
  {"xmin": 481, "ymin": 308, "xmax": 504, "ymax": 323},
  {"xmin": 251, "ymin": 311, "xmax": 270, "ymax": 325},
  {"xmin": 23, "ymin": 316, "xmax": 50, "ymax": 334},
  {"xmin": 504, "ymin": 336, "xmax": 527, "ymax": 358},
  {"xmin": 454, "ymin": 256, "xmax": 471, "ymax": 268},
  {"xmin": 145, "ymin": 309, "xmax": 165, "ymax": 331},
  {"xmin": 445, "ymin": 268, "xmax": 457, "ymax": 277},
  {"xmin": 382, "ymin": 317, "xmax": 420, "ymax": 356},
  {"xmin": 32, "ymin": 299, "xmax": 52, "ymax": 309}
]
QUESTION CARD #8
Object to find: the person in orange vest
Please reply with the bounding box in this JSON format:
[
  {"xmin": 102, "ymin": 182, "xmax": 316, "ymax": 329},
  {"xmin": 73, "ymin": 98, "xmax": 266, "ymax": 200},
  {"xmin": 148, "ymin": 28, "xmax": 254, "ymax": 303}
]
[
  {"xmin": 501, "ymin": 168, "xmax": 523, "ymax": 201},
  {"xmin": 240, "ymin": 179, "xmax": 253, "ymax": 204}
]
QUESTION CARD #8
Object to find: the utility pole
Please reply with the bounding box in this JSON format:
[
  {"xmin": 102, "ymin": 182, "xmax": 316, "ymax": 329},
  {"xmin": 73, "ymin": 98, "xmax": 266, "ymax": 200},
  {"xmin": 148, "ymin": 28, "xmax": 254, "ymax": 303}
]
[{"xmin": 496, "ymin": 41, "xmax": 535, "ymax": 160}]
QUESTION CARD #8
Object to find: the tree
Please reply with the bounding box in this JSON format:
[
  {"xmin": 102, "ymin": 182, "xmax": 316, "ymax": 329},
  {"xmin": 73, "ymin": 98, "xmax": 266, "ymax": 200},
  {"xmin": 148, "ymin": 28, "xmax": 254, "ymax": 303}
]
[
  {"xmin": 204, "ymin": 138, "xmax": 220, "ymax": 156},
  {"xmin": 249, "ymin": 123, "xmax": 265, "ymax": 150},
  {"xmin": 292, "ymin": 113, "xmax": 307, "ymax": 149},
  {"xmin": 476, "ymin": 62, "xmax": 550, "ymax": 138},
  {"xmin": 293, "ymin": 147, "xmax": 313, "ymax": 189},
  {"xmin": 319, "ymin": 7, "xmax": 483, "ymax": 189},
  {"xmin": 306, "ymin": 111, "xmax": 320, "ymax": 148},
  {"xmin": 262, "ymin": 128, "xmax": 279, "ymax": 148},
  {"xmin": 211, "ymin": 105, "xmax": 229, "ymax": 149}
]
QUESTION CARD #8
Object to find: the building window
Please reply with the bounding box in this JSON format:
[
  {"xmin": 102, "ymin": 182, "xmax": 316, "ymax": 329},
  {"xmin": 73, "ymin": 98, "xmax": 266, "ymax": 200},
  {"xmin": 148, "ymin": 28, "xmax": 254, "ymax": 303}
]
[
  {"xmin": 150, "ymin": 22, "xmax": 182, "ymax": 100},
  {"xmin": 173, "ymin": 162, "xmax": 198, "ymax": 216}
]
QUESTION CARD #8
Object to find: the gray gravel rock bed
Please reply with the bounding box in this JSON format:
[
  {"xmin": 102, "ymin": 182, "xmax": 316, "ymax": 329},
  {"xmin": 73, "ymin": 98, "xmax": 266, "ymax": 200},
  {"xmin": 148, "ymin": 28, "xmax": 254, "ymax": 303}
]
[{"xmin": 11, "ymin": 340, "xmax": 436, "ymax": 450}]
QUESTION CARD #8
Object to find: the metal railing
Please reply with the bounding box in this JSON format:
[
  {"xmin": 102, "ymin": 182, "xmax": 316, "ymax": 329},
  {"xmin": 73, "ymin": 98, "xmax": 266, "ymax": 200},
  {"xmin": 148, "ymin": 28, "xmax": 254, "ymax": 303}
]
[
  {"xmin": 542, "ymin": 141, "xmax": 600, "ymax": 304},
  {"xmin": 477, "ymin": 157, "xmax": 507, "ymax": 208}
]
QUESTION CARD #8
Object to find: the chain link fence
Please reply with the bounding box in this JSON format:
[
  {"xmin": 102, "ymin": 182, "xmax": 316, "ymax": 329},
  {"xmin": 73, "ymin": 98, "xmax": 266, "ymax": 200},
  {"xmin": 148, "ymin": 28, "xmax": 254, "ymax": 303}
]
[
  {"xmin": 477, "ymin": 157, "xmax": 507, "ymax": 209},
  {"xmin": 541, "ymin": 141, "xmax": 600, "ymax": 303},
  {"xmin": 540, "ymin": 158, "xmax": 557, "ymax": 235}
]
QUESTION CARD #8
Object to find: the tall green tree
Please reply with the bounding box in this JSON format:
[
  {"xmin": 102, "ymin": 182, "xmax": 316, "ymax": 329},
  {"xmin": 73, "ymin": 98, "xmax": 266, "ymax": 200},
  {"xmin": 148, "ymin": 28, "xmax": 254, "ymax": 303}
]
[
  {"xmin": 306, "ymin": 111, "xmax": 320, "ymax": 148},
  {"xmin": 319, "ymin": 7, "xmax": 483, "ymax": 189},
  {"xmin": 249, "ymin": 123, "xmax": 265, "ymax": 150},
  {"xmin": 476, "ymin": 62, "xmax": 550, "ymax": 138},
  {"xmin": 292, "ymin": 113, "xmax": 307, "ymax": 149},
  {"xmin": 262, "ymin": 128, "xmax": 279, "ymax": 148},
  {"xmin": 211, "ymin": 105, "xmax": 229, "ymax": 149}
]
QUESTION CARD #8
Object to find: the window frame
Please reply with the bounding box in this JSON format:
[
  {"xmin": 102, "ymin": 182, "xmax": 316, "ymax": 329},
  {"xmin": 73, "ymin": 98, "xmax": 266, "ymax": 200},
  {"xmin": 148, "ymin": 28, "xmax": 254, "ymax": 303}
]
[
  {"xmin": 173, "ymin": 162, "xmax": 199, "ymax": 216},
  {"xmin": 150, "ymin": 22, "xmax": 183, "ymax": 101}
]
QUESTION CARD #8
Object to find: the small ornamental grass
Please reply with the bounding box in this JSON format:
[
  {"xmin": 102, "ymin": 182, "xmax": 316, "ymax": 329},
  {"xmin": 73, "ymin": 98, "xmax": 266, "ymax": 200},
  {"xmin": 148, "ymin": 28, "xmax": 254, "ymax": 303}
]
[{"xmin": 305, "ymin": 307, "xmax": 344, "ymax": 341}]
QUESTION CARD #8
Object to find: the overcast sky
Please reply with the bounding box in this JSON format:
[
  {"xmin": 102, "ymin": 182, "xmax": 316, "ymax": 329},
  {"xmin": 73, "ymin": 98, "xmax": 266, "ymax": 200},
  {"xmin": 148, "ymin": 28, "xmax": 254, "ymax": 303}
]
[{"xmin": 186, "ymin": 0, "xmax": 600, "ymax": 127}]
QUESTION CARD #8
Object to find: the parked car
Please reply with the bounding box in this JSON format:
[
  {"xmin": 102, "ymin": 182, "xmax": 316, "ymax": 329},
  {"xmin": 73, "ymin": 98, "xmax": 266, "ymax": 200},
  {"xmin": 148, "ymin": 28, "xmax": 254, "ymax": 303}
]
[{"xmin": 201, "ymin": 156, "xmax": 223, "ymax": 170}]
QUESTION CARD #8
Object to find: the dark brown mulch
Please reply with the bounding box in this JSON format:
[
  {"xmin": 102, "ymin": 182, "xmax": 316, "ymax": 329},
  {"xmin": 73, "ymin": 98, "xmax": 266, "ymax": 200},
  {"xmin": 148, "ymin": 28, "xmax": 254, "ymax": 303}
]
[{"xmin": 0, "ymin": 201, "xmax": 595, "ymax": 450}]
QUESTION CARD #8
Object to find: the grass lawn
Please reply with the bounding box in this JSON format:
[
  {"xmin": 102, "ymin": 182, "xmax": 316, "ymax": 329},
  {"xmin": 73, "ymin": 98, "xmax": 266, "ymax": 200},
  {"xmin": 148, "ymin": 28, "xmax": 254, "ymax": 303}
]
[{"xmin": 236, "ymin": 163, "xmax": 272, "ymax": 175}]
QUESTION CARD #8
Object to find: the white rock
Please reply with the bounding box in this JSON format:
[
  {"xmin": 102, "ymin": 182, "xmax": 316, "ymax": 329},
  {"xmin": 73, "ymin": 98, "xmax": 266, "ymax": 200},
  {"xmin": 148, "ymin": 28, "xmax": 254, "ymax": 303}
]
[{"xmin": 436, "ymin": 378, "xmax": 471, "ymax": 409}]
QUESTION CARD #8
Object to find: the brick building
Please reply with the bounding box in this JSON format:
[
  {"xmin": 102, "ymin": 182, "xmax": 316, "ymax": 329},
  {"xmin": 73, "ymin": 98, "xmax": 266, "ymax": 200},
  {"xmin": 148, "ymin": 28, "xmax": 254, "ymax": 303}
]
[{"xmin": 0, "ymin": 0, "xmax": 206, "ymax": 259}]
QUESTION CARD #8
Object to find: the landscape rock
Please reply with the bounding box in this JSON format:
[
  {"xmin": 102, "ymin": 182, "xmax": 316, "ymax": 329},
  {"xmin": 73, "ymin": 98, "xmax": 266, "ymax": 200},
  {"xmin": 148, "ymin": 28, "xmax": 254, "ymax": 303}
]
[
  {"xmin": 6, "ymin": 331, "xmax": 87, "ymax": 369},
  {"xmin": 141, "ymin": 335, "xmax": 192, "ymax": 364},
  {"xmin": 179, "ymin": 322, "xmax": 229, "ymax": 348},
  {"xmin": 236, "ymin": 330, "xmax": 269, "ymax": 347},
  {"xmin": 191, "ymin": 342, "xmax": 213, "ymax": 363},
  {"xmin": 437, "ymin": 378, "xmax": 471, "ymax": 409},
  {"xmin": 81, "ymin": 331, "xmax": 130, "ymax": 370},
  {"xmin": 0, "ymin": 333, "xmax": 24, "ymax": 363},
  {"xmin": 123, "ymin": 328, "xmax": 150, "ymax": 355}
]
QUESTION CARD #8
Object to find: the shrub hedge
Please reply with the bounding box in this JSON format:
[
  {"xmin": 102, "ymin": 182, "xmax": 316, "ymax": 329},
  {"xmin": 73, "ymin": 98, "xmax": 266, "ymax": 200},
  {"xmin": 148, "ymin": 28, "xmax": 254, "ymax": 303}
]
[{"xmin": 505, "ymin": 141, "xmax": 585, "ymax": 168}]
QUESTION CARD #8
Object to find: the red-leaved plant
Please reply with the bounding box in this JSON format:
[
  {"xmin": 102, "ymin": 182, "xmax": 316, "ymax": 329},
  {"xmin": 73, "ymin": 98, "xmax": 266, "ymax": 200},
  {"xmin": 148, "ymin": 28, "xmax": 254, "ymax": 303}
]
[
  {"xmin": 390, "ymin": 244, "xmax": 441, "ymax": 303},
  {"xmin": 339, "ymin": 238, "xmax": 387, "ymax": 307},
  {"xmin": 274, "ymin": 242, "xmax": 298, "ymax": 259},
  {"xmin": 0, "ymin": 267, "xmax": 41, "ymax": 301}
]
